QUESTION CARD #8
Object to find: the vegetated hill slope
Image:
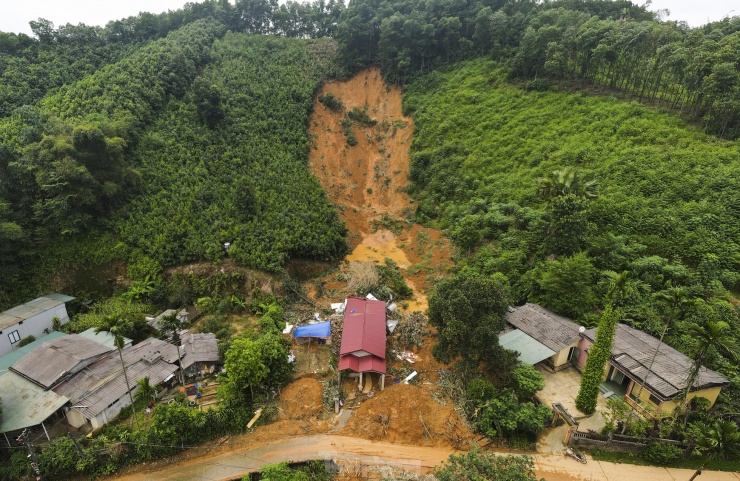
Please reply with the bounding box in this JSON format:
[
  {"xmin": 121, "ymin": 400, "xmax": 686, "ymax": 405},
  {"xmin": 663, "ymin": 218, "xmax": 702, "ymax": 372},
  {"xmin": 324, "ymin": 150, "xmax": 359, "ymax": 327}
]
[
  {"xmin": 115, "ymin": 33, "xmax": 348, "ymax": 270},
  {"xmin": 405, "ymin": 59, "xmax": 740, "ymax": 351},
  {"xmin": 0, "ymin": 21, "xmax": 347, "ymax": 306},
  {"xmin": 406, "ymin": 59, "xmax": 740, "ymax": 410}
]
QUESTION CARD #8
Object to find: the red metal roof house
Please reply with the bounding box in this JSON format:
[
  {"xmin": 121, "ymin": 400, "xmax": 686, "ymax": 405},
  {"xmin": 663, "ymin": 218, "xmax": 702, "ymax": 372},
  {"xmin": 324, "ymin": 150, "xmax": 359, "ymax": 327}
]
[{"xmin": 338, "ymin": 297, "xmax": 387, "ymax": 389}]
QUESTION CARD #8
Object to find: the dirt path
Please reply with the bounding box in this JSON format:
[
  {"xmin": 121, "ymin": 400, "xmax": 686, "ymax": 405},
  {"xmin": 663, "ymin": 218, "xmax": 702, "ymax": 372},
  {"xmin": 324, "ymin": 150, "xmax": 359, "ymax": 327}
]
[
  {"xmin": 109, "ymin": 433, "xmax": 740, "ymax": 481},
  {"xmin": 308, "ymin": 67, "xmax": 453, "ymax": 312}
]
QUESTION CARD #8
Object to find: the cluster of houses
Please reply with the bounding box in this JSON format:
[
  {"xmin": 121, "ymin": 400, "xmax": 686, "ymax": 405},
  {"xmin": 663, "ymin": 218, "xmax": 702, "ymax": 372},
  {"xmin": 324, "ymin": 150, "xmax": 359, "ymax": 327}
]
[
  {"xmin": 501, "ymin": 303, "xmax": 728, "ymax": 415},
  {"xmin": 0, "ymin": 295, "xmax": 219, "ymax": 444},
  {"xmin": 2, "ymin": 291, "xmax": 726, "ymax": 445},
  {"xmin": 307, "ymin": 297, "xmax": 728, "ymax": 418}
]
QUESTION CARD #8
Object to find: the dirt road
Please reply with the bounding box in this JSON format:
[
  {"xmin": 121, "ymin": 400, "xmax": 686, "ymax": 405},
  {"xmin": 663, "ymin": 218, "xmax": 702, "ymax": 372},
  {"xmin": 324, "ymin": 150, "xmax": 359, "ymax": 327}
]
[{"xmin": 110, "ymin": 434, "xmax": 739, "ymax": 481}]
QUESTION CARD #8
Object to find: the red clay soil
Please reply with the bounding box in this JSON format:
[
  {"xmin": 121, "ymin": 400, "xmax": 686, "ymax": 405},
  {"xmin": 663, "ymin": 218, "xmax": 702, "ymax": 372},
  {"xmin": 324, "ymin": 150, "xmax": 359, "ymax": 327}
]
[
  {"xmin": 279, "ymin": 378, "xmax": 324, "ymax": 420},
  {"xmin": 308, "ymin": 67, "xmax": 454, "ymax": 312},
  {"xmin": 337, "ymin": 383, "xmax": 474, "ymax": 448}
]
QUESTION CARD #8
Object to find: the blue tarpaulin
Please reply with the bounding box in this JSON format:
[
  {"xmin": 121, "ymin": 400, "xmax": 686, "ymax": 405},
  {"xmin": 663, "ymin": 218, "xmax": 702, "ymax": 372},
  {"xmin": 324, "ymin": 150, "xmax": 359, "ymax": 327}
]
[{"xmin": 294, "ymin": 321, "xmax": 331, "ymax": 338}]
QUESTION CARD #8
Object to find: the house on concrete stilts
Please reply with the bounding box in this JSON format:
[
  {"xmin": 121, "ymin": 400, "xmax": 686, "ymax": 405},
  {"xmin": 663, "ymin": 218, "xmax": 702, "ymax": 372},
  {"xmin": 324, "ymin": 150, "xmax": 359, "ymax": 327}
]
[{"xmin": 337, "ymin": 297, "xmax": 387, "ymax": 391}]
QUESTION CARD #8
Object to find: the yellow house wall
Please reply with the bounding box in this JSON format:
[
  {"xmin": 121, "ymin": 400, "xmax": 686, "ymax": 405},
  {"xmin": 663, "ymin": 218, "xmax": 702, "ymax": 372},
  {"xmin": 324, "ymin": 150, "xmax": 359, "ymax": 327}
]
[
  {"xmin": 551, "ymin": 341, "xmax": 579, "ymax": 368},
  {"xmin": 628, "ymin": 383, "xmax": 722, "ymax": 414}
]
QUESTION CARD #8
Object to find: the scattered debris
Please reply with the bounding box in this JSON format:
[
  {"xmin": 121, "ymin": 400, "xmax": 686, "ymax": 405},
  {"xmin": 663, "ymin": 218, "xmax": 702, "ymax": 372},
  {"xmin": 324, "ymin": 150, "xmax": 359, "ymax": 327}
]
[
  {"xmin": 403, "ymin": 371, "xmax": 418, "ymax": 383},
  {"xmin": 247, "ymin": 408, "xmax": 263, "ymax": 429},
  {"xmin": 397, "ymin": 351, "xmax": 417, "ymax": 363},
  {"xmin": 395, "ymin": 311, "xmax": 427, "ymax": 349}
]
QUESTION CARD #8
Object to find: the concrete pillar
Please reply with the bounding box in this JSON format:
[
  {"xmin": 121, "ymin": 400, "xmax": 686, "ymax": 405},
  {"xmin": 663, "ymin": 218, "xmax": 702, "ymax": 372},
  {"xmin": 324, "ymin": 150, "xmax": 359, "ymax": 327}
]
[
  {"xmin": 359, "ymin": 372, "xmax": 363, "ymax": 389},
  {"xmin": 380, "ymin": 374, "xmax": 385, "ymax": 391},
  {"xmin": 42, "ymin": 422, "xmax": 50, "ymax": 441}
]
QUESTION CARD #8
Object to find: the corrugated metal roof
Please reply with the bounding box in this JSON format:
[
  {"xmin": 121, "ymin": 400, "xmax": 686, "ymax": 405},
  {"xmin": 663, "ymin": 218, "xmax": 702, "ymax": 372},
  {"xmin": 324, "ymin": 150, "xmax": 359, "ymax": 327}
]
[
  {"xmin": 180, "ymin": 333, "xmax": 219, "ymax": 370},
  {"xmin": 53, "ymin": 338, "xmax": 179, "ymax": 419},
  {"xmin": 505, "ymin": 303, "xmax": 581, "ymax": 352},
  {"xmin": 340, "ymin": 297, "xmax": 386, "ymax": 359},
  {"xmin": 10, "ymin": 335, "xmax": 112, "ymax": 388},
  {"xmin": 147, "ymin": 308, "xmax": 188, "ymax": 331},
  {"xmin": 77, "ymin": 328, "xmax": 132, "ymax": 350},
  {"xmin": 338, "ymin": 353, "xmax": 386, "ymax": 374},
  {"xmin": 499, "ymin": 329, "xmax": 557, "ymax": 365},
  {"xmin": 582, "ymin": 324, "xmax": 728, "ymax": 399},
  {"xmin": 0, "ymin": 331, "xmax": 68, "ymax": 374},
  {"xmin": 0, "ymin": 372, "xmax": 69, "ymax": 432},
  {"xmin": 0, "ymin": 294, "xmax": 74, "ymax": 330}
]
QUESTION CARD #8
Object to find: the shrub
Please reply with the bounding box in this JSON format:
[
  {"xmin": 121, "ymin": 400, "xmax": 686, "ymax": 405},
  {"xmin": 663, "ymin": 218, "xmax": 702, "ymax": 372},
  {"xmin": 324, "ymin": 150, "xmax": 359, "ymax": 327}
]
[
  {"xmin": 511, "ymin": 363, "xmax": 545, "ymax": 400},
  {"xmin": 318, "ymin": 92, "xmax": 344, "ymax": 112},
  {"xmin": 642, "ymin": 440, "xmax": 681, "ymax": 465},
  {"xmin": 17, "ymin": 335, "xmax": 36, "ymax": 347}
]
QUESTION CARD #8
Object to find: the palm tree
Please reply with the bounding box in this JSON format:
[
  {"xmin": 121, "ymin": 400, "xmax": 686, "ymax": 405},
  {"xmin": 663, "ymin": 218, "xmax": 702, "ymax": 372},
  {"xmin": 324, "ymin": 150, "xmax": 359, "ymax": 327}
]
[
  {"xmin": 600, "ymin": 270, "xmax": 645, "ymax": 307},
  {"xmin": 623, "ymin": 287, "xmax": 696, "ymax": 429},
  {"xmin": 688, "ymin": 420, "xmax": 740, "ymax": 480},
  {"xmin": 678, "ymin": 320, "xmax": 740, "ymax": 424},
  {"xmin": 95, "ymin": 316, "xmax": 139, "ymax": 430},
  {"xmin": 135, "ymin": 377, "xmax": 156, "ymax": 404},
  {"xmin": 159, "ymin": 311, "xmax": 186, "ymax": 386},
  {"xmin": 536, "ymin": 167, "xmax": 598, "ymax": 202}
]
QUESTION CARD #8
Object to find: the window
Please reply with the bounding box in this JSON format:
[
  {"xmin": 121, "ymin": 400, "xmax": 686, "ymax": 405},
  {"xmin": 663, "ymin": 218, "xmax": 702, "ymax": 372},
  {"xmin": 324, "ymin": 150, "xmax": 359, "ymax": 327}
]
[
  {"xmin": 648, "ymin": 393, "xmax": 661, "ymax": 406},
  {"xmin": 8, "ymin": 330, "xmax": 20, "ymax": 344}
]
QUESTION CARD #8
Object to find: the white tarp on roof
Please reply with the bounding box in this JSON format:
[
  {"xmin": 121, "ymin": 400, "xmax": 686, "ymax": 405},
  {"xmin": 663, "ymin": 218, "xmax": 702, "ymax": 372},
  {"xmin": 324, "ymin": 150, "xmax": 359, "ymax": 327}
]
[{"xmin": 499, "ymin": 329, "xmax": 556, "ymax": 365}]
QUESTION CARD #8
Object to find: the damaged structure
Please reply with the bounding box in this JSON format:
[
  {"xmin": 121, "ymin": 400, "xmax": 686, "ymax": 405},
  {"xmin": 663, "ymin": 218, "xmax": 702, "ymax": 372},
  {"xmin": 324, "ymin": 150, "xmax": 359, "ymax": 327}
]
[{"xmin": 338, "ymin": 297, "xmax": 387, "ymax": 390}]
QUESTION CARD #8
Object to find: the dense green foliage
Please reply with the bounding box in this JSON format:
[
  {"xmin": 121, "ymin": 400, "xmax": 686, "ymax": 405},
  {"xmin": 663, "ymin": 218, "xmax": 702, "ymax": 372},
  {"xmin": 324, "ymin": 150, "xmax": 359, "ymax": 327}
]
[
  {"xmin": 241, "ymin": 461, "xmax": 332, "ymax": 481},
  {"xmin": 0, "ymin": 19, "xmax": 348, "ymax": 307},
  {"xmin": 642, "ymin": 440, "xmax": 682, "ymax": 465},
  {"xmin": 467, "ymin": 369, "xmax": 551, "ymax": 440},
  {"xmin": 406, "ymin": 59, "xmax": 740, "ymax": 411},
  {"xmin": 338, "ymin": 0, "xmax": 740, "ymax": 137},
  {"xmin": 220, "ymin": 333, "xmax": 293, "ymax": 408},
  {"xmin": 434, "ymin": 448, "xmax": 540, "ymax": 481},
  {"xmin": 428, "ymin": 272, "xmax": 514, "ymax": 372}
]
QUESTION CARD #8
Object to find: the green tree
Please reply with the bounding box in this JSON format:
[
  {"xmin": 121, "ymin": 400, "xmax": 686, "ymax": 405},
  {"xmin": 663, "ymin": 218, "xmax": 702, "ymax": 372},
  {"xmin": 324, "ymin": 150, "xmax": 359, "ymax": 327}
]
[
  {"xmin": 687, "ymin": 420, "xmax": 740, "ymax": 481},
  {"xmin": 536, "ymin": 167, "xmax": 598, "ymax": 202},
  {"xmin": 135, "ymin": 376, "xmax": 156, "ymax": 404},
  {"xmin": 625, "ymin": 286, "xmax": 697, "ymax": 428},
  {"xmin": 95, "ymin": 315, "xmax": 138, "ymax": 430},
  {"xmin": 532, "ymin": 253, "xmax": 597, "ymax": 318},
  {"xmin": 678, "ymin": 320, "xmax": 740, "ymax": 424},
  {"xmin": 512, "ymin": 363, "xmax": 545, "ymax": 400},
  {"xmin": 435, "ymin": 448, "xmax": 541, "ymax": 481},
  {"xmin": 428, "ymin": 272, "xmax": 513, "ymax": 372},
  {"xmin": 576, "ymin": 270, "xmax": 643, "ymax": 414},
  {"xmin": 159, "ymin": 311, "xmax": 186, "ymax": 385},
  {"xmin": 220, "ymin": 334, "xmax": 292, "ymax": 407}
]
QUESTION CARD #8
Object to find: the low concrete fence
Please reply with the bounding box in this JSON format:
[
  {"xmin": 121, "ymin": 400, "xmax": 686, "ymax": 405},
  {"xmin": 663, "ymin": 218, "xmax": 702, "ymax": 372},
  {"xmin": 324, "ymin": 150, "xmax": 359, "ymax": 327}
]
[{"xmin": 569, "ymin": 430, "xmax": 687, "ymax": 454}]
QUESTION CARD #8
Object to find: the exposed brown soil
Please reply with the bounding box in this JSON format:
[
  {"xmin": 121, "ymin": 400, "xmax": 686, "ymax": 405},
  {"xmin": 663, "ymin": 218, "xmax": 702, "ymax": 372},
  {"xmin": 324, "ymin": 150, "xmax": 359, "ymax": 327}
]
[
  {"xmin": 337, "ymin": 383, "xmax": 474, "ymax": 448},
  {"xmin": 280, "ymin": 378, "xmax": 324, "ymax": 420},
  {"xmin": 308, "ymin": 67, "xmax": 454, "ymax": 313}
]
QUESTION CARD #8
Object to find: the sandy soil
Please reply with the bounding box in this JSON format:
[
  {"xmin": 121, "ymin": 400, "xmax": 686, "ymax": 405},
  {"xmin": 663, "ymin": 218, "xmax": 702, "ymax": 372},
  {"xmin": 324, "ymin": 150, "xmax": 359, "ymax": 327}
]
[
  {"xmin": 279, "ymin": 378, "xmax": 324, "ymax": 420},
  {"xmin": 308, "ymin": 67, "xmax": 454, "ymax": 313}
]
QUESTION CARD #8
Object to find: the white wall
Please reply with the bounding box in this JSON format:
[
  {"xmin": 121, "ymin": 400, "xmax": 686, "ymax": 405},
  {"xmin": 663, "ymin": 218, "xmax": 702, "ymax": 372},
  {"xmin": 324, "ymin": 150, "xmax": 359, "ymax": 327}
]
[{"xmin": 0, "ymin": 305, "xmax": 70, "ymax": 357}]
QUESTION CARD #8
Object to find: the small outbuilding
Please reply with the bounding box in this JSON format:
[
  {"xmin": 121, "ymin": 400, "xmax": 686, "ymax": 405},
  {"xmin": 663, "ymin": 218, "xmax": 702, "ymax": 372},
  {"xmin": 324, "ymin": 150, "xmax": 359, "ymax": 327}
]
[{"xmin": 502, "ymin": 303, "xmax": 582, "ymax": 370}]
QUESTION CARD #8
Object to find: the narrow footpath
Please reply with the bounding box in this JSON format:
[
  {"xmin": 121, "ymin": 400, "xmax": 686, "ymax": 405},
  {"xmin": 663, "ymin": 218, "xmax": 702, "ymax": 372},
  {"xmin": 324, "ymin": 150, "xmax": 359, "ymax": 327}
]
[{"xmin": 110, "ymin": 434, "xmax": 740, "ymax": 481}]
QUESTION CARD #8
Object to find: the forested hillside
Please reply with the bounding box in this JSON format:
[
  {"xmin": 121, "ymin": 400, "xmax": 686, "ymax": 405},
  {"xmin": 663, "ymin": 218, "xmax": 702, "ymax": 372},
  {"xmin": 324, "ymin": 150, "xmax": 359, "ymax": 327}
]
[
  {"xmin": 405, "ymin": 59, "xmax": 740, "ymax": 410},
  {"xmin": 0, "ymin": 17, "xmax": 347, "ymax": 306}
]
